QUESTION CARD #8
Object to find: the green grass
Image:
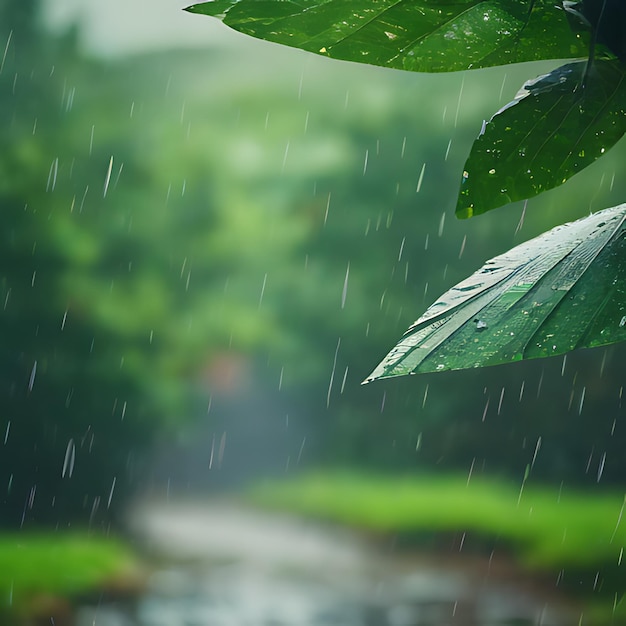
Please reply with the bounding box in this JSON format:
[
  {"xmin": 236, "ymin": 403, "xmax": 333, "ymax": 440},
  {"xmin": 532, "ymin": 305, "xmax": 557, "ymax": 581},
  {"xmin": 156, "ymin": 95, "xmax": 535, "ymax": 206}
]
[
  {"xmin": 0, "ymin": 533, "xmax": 140, "ymax": 617},
  {"xmin": 250, "ymin": 471, "xmax": 626, "ymax": 621},
  {"xmin": 249, "ymin": 471, "xmax": 626, "ymax": 577}
]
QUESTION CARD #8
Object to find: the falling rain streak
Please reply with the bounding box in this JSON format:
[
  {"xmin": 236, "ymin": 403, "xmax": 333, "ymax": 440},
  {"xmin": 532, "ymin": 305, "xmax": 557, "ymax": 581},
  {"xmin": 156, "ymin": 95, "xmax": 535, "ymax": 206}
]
[
  {"xmin": 530, "ymin": 437, "xmax": 541, "ymax": 470},
  {"xmin": 28, "ymin": 361, "xmax": 37, "ymax": 392},
  {"xmin": 416, "ymin": 163, "xmax": 426, "ymax": 193},
  {"xmin": 0, "ymin": 30, "xmax": 12, "ymax": 74},
  {"xmin": 514, "ymin": 200, "xmax": 527, "ymax": 236},
  {"xmin": 258, "ymin": 273, "xmax": 268, "ymax": 308},
  {"xmin": 341, "ymin": 263, "xmax": 350, "ymax": 309},
  {"xmin": 340, "ymin": 366, "xmax": 349, "ymax": 394},
  {"xmin": 579, "ymin": 387, "xmax": 586, "ymax": 415},
  {"xmin": 62, "ymin": 439, "xmax": 75, "ymax": 478},
  {"xmin": 106, "ymin": 477, "xmax": 116, "ymax": 509},
  {"xmin": 103, "ymin": 156, "xmax": 114, "ymax": 197},
  {"xmin": 467, "ymin": 458, "xmax": 475, "ymax": 485},
  {"xmin": 327, "ymin": 338, "xmax": 341, "ymax": 408},
  {"xmin": 398, "ymin": 237, "xmax": 405, "ymax": 261},
  {"xmin": 438, "ymin": 212, "xmax": 446, "ymax": 237},
  {"xmin": 498, "ymin": 73, "xmax": 508, "ymax": 101},
  {"xmin": 497, "ymin": 387, "xmax": 505, "ymax": 415},
  {"xmin": 597, "ymin": 452, "xmax": 606, "ymax": 482},
  {"xmin": 46, "ymin": 158, "xmax": 58, "ymax": 192},
  {"xmin": 458, "ymin": 234, "xmax": 466, "ymax": 259},
  {"xmin": 324, "ymin": 192, "xmax": 331, "ymax": 226}
]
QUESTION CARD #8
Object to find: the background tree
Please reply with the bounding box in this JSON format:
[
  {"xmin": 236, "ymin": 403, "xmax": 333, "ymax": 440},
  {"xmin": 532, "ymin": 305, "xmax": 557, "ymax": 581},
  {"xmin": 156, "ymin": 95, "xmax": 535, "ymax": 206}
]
[{"xmin": 2, "ymin": 0, "xmax": 626, "ymax": 532}]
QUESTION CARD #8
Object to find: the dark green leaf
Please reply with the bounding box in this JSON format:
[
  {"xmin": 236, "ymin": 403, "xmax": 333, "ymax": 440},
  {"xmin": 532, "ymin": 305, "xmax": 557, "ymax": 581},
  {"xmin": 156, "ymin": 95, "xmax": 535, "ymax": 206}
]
[
  {"xmin": 578, "ymin": 0, "xmax": 626, "ymax": 60},
  {"xmin": 456, "ymin": 59, "xmax": 626, "ymax": 218},
  {"xmin": 364, "ymin": 204, "xmax": 626, "ymax": 380},
  {"xmin": 185, "ymin": 1, "xmax": 590, "ymax": 72}
]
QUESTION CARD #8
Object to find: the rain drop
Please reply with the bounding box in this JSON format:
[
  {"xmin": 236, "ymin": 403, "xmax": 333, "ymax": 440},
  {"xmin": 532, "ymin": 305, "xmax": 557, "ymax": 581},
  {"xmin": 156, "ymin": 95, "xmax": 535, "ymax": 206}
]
[
  {"xmin": 0, "ymin": 30, "xmax": 12, "ymax": 75},
  {"xmin": 578, "ymin": 386, "xmax": 586, "ymax": 415},
  {"xmin": 28, "ymin": 361, "xmax": 37, "ymax": 392},
  {"xmin": 258, "ymin": 273, "xmax": 268, "ymax": 308},
  {"xmin": 398, "ymin": 237, "xmax": 406, "ymax": 261},
  {"xmin": 482, "ymin": 396, "xmax": 490, "ymax": 421},
  {"xmin": 326, "ymin": 338, "xmax": 341, "ymax": 408},
  {"xmin": 103, "ymin": 156, "xmax": 113, "ymax": 197},
  {"xmin": 106, "ymin": 476, "xmax": 117, "ymax": 509},
  {"xmin": 597, "ymin": 452, "xmax": 606, "ymax": 482},
  {"xmin": 340, "ymin": 366, "xmax": 348, "ymax": 394},
  {"xmin": 341, "ymin": 262, "xmax": 350, "ymax": 309},
  {"xmin": 530, "ymin": 437, "xmax": 541, "ymax": 470},
  {"xmin": 62, "ymin": 439, "xmax": 75, "ymax": 479},
  {"xmin": 458, "ymin": 235, "xmax": 466, "ymax": 259},
  {"xmin": 474, "ymin": 318, "xmax": 488, "ymax": 331},
  {"xmin": 416, "ymin": 162, "xmax": 426, "ymax": 193},
  {"xmin": 46, "ymin": 158, "xmax": 58, "ymax": 192}
]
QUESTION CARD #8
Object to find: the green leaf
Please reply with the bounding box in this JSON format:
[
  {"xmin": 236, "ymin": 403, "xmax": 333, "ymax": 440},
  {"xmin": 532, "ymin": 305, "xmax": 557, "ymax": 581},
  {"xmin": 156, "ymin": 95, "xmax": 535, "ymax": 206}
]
[
  {"xmin": 571, "ymin": 0, "xmax": 626, "ymax": 61},
  {"xmin": 456, "ymin": 59, "xmax": 626, "ymax": 218},
  {"xmin": 364, "ymin": 204, "xmax": 626, "ymax": 380},
  {"xmin": 185, "ymin": 1, "xmax": 590, "ymax": 72}
]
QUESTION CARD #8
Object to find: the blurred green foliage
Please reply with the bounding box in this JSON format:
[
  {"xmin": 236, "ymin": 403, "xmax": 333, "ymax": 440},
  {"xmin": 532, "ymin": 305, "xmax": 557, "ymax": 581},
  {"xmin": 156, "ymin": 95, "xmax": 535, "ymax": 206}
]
[
  {"xmin": 0, "ymin": 532, "xmax": 139, "ymax": 618},
  {"xmin": 2, "ymin": 0, "xmax": 626, "ymax": 530}
]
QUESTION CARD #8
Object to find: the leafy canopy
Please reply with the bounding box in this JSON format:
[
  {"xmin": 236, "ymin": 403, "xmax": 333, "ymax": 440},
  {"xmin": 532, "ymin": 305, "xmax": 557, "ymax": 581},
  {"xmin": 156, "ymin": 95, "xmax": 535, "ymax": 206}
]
[{"xmin": 187, "ymin": 0, "xmax": 626, "ymax": 378}]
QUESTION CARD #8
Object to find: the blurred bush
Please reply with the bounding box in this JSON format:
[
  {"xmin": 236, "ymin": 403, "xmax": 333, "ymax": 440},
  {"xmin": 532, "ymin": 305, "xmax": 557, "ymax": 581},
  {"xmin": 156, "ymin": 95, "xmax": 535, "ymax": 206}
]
[{"xmin": 2, "ymin": 0, "xmax": 626, "ymax": 527}]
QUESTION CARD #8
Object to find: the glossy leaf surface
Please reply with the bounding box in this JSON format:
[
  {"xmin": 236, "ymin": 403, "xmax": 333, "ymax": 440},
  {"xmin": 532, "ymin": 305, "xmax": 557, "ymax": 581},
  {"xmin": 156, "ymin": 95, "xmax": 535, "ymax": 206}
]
[
  {"xmin": 185, "ymin": 0, "xmax": 590, "ymax": 72},
  {"xmin": 364, "ymin": 204, "xmax": 626, "ymax": 380},
  {"xmin": 457, "ymin": 59, "xmax": 626, "ymax": 218}
]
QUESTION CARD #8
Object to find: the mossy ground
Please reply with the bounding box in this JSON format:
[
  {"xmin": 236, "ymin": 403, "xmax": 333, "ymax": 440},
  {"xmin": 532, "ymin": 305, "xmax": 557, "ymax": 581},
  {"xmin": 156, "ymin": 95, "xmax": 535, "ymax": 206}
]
[{"xmin": 0, "ymin": 532, "xmax": 140, "ymax": 620}]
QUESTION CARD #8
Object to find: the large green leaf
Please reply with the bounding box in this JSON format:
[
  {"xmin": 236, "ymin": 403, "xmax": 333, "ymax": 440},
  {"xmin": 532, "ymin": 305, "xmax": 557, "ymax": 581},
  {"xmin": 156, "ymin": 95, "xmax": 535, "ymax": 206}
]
[
  {"xmin": 456, "ymin": 59, "xmax": 626, "ymax": 218},
  {"xmin": 185, "ymin": 1, "xmax": 590, "ymax": 72},
  {"xmin": 364, "ymin": 204, "xmax": 626, "ymax": 381}
]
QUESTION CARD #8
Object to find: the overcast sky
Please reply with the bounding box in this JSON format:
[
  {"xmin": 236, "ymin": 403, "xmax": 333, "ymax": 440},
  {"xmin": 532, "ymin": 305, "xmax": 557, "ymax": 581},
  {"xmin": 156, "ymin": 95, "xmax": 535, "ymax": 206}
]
[{"xmin": 42, "ymin": 0, "xmax": 244, "ymax": 57}]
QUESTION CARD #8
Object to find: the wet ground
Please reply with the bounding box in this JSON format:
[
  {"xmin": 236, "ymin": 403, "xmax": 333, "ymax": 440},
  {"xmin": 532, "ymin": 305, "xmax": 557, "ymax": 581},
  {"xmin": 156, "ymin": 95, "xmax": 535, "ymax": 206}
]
[{"xmin": 75, "ymin": 499, "xmax": 578, "ymax": 626}]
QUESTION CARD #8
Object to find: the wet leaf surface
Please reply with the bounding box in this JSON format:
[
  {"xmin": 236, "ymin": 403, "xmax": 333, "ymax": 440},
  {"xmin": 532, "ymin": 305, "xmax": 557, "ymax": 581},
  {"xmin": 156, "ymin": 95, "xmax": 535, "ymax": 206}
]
[
  {"xmin": 185, "ymin": 0, "xmax": 590, "ymax": 72},
  {"xmin": 365, "ymin": 204, "xmax": 626, "ymax": 379},
  {"xmin": 457, "ymin": 59, "xmax": 626, "ymax": 217}
]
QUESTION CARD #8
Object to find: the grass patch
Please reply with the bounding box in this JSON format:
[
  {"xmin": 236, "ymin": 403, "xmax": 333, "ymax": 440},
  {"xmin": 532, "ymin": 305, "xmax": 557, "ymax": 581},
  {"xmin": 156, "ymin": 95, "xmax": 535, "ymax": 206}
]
[
  {"xmin": 250, "ymin": 471, "xmax": 626, "ymax": 622},
  {"xmin": 0, "ymin": 532, "xmax": 140, "ymax": 618},
  {"xmin": 249, "ymin": 471, "xmax": 626, "ymax": 582}
]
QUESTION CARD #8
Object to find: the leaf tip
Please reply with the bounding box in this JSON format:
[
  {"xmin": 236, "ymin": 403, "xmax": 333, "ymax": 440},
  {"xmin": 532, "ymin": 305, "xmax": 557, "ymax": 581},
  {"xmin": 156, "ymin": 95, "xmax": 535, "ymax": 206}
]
[
  {"xmin": 184, "ymin": 1, "xmax": 225, "ymax": 15},
  {"xmin": 455, "ymin": 204, "xmax": 474, "ymax": 219}
]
